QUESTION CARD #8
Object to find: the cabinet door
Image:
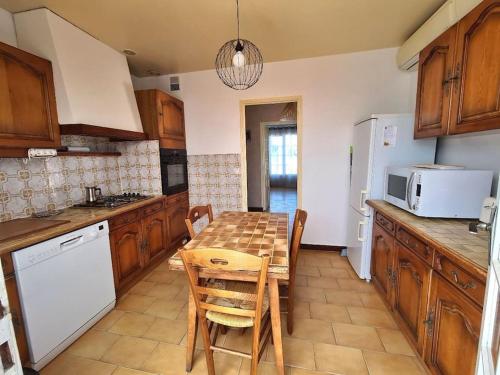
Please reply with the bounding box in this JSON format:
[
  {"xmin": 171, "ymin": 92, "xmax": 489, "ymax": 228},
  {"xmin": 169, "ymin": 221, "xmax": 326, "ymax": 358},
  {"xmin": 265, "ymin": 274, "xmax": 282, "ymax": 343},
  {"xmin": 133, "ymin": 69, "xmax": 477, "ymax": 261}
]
[
  {"xmin": 166, "ymin": 199, "xmax": 189, "ymax": 248},
  {"xmin": 393, "ymin": 242, "xmax": 431, "ymax": 354},
  {"xmin": 414, "ymin": 25, "xmax": 457, "ymax": 138},
  {"xmin": 142, "ymin": 210, "xmax": 169, "ymax": 264},
  {"xmin": 371, "ymin": 223, "xmax": 395, "ymax": 303},
  {"xmin": 449, "ymin": 0, "xmax": 500, "ymax": 135},
  {"xmin": 157, "ymin": 92, "xmax": 185, "ymax": 145},
  {"xmin": 109, "ymin": 221, "xmax": 144, "ymax": 290},
  {"xmin": 425, "ymin": 274, "xmax": 482, "ymax": 375},
  {"xmin": 0, "ymin": 41, "xmax": 60, "ymax": 149}
]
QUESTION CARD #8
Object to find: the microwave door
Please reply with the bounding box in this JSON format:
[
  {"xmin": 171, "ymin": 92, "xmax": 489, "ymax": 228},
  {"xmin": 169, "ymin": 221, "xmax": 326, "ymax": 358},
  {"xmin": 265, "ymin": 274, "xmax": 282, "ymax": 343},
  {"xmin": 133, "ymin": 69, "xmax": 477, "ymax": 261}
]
[{"xmin": 406, "ymin": 172, "xmax": 417, "ymax": 210}]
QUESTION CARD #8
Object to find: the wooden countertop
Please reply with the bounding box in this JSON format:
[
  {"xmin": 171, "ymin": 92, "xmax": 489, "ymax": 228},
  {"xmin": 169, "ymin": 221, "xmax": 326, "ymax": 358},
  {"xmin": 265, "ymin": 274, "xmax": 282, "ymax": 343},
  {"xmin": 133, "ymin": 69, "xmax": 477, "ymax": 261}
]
[
  {"xmin": 367, "ymin": 200, "xmax": 489, "ymax": 277},
  {"xmin": 0, "ymin": 196, "xmax": 165, "ymax": 255}
]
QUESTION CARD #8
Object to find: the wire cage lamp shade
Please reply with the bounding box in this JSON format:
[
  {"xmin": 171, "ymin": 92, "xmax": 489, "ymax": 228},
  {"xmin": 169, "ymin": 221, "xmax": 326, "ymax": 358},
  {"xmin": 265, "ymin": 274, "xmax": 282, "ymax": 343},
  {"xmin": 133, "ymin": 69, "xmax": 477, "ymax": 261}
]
[{"xmin": 215, "ymin": 39, "xmax": 263, "ymax": 90}]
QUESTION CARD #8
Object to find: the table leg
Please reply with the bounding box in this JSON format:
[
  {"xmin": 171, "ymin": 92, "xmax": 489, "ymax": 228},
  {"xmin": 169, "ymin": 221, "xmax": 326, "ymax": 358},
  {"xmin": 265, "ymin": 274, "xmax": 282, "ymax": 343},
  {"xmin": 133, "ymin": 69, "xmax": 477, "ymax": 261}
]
[
  {"xmin": 268, "ymin": 278, "xmax": 285, "ymax": 375},
  {"xmin": 186, "ymin": 289, "xmax": 198, "ymax": 372}
]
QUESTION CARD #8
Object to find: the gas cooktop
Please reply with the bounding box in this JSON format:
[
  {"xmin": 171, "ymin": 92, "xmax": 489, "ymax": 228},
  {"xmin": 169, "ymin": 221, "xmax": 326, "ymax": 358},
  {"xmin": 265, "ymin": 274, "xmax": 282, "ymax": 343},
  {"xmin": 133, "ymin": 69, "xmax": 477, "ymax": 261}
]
[{"xmin": 72, "ymin": 193, "xmax": 151, "ymax": 209}]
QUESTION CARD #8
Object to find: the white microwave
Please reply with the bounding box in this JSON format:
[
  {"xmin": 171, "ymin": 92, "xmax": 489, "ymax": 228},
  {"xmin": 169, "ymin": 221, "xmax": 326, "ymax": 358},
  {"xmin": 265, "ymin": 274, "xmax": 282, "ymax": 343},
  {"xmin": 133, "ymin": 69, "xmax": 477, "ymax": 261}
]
[{"xmin": 384, "ymin": 167, "xmax": 493, "ymax": 218}]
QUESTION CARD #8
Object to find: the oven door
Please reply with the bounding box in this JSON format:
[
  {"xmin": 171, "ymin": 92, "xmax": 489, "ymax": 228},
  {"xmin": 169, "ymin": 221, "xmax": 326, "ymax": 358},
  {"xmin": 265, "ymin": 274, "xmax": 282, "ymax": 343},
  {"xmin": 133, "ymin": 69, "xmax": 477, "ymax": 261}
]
[
  {"xmin": 384, "ymin": 167, "xmax": 417, "ymax": 212},
  {"xmin": 160, "ymin": 148, "xmax": 188, "ymax": 195}
]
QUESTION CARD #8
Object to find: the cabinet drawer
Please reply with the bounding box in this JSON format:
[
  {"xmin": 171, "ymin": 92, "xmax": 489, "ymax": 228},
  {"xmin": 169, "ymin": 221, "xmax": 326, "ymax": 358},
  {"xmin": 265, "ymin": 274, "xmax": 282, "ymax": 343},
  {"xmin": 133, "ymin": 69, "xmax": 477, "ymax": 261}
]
[
  {"xmin": 434, "ymin": 253, "xmax": 485, "ymax": 306},
  {"xmin": 166, "ymin": 191, "xmax": 189, "ymax": 205},
  {"xmin": 109, "ymin": 209, "xmax": 140, "ymax": 230},
  {"xmin": 396, "ymin": 226, "xmax": 433, "ymax": 265},
  {"xmin": 142, "ymin": 201, "xmax": 164, "ymax": 217},
  {"xmin": 375, "ymin": 211, "xmax": 395, "ymax": 235}
]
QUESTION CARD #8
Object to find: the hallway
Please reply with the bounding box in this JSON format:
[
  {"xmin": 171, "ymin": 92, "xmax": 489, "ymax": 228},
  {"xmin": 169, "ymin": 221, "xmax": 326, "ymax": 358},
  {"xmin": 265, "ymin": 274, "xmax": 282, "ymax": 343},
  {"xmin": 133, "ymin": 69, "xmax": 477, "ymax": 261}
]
[{"xmin": 269, "ymin": 188, "xmax": 297, "ymax": 226}]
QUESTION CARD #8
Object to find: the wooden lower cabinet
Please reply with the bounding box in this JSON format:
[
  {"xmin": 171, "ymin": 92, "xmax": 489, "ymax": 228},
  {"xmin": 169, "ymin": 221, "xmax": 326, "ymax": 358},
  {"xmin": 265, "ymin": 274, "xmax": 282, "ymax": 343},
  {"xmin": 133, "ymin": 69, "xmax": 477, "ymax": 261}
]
[
  {"xmin": 371, "ymin": 223, "xmax": 395, "ymax": 303},
  {"xmin": 142, "ymin": 210, "xmax": 169, "ymax": 264},
  {"xmin": 424, "ymin": 274, "xmax": 482, "ymax": 375},
  {"xmin": 393, "ymin": 242, "xmax": 431, "ymax": 353},
  {"xmin": 110, "ymin": 221, "xmax": 144, "ymax": 291},
  {"xmin": 166, "ymin": 192, "xmax": 189, "ymax": 246}
]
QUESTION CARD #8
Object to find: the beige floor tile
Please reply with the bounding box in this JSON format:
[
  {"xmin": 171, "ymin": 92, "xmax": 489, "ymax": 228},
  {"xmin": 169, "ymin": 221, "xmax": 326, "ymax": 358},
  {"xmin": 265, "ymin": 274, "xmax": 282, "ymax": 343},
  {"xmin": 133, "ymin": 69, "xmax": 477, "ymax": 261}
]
[
  {"xmin": 323, "ymin": 290, "xmax": 363, "ymax": 307},
  {"xmin": 94, "ymin": 310, "xmax": 126, "ymax": 331},
  {"xmin": 314, "ymin": 343, "xmax": 369, "ymax": 375},
  {"xmin": 296, "ymin": 266, "xmax": 320, "ymax": 277},
  {"xmin": 144, "ymin": 299, "xmax": 186, "ymax": 319},
  {"xmin": 67, "ymin": 330, "xmax": 120, "ymax": 360},
  {"xmin": 358, "ymin": 292, "xmax": 386, "ymax": 309},
  {"xmin": 286, "ymin": 318, "xmax": 335, "ymax": 344},
  {"xmin": 307, "ymin": 276, "xmax": 339, "ymax": 289},
  {"xmin": 145, "ymin": 283, "xmax": 183, "ymax": 300},
  {"xmin": 295, "ymin": 274, "xmax": 308, "ymax": 286},
  {"xmin": 363, "ymin": 350, "xmax": 425, "ymax": 375},
  {"xmin": 267, "ymin": 337, "xmax": 316, "ymax": 370},
  {"xmin": 101, "ymin": 336, "xmax": 158, "ymax": 369},
  {"xmin": 329, "ymin": 259, "xmax": 353, "ymax": 270},
  {"xmin": 116, "ymin": 294, "xmax": 156, "ymax": 313},
  {"xmin": 347, "ymin": 307, "xmax": 398, "ymax": 329},
  {"xmin": 142, "ymin": 317, "xmax": 187, "ymax": 344},
  {"xmin": 140, "ymin": 342, "xmax": 188, "ymax": 374},
  {"xmin": 337, "ymin": 279, "xmax": 375, "ymax": 293},
  {"xmin": 223, "ymin": 327, "xmax": 254, "ymax": 353},
  {"xmin": 332, "ymin": 323, "xmax": 384, "ymax": 351},
  {"xmin": 291, "ymin": 301, "xmax": 311, "ymax": 319},
  {"xmin": 190, "ymin": 351, "xmax": 242, "ymax": 375},
  {"xmin": 377, "ymin": 328, "xmax": 415, "ymax": 356},
  {"xmin": 112, "ymin": 367, "xmax": 158, "ymax": 375},
  {"xmin": 109, "ymin": 312, "xmax": 155, "ymax": 337},
  {"xmin": 179, "ymin": 322, "xmax": 226, "ymax": 350},
  {"xmin": 309, "ymin": 302, "xmax": 351, "ymax": 323},
  {"xmin": 294, "ymin": 286, "xmax": 326, "ymax": 303},
  {"xmin": 318, "ymin": 267, "xmax": 352, "ymax": 279},
  {"xmin": 144, "ymin": 270, "xmax": 177, "ymax": 284},
  {"xmin": 129, "ymin": 281, "xmax": 156, "ymax": 296},
  {"xmin": 41, "ymin": 353, "xmax": 116, "ymax": 375},
  {"xmin": 289, "ymin": 369, "xmax": 334, "ymax": 375},
  {"xmin": 302, "ymin": 256, "xmax": 333, "ymax": 268},
  {"xmin": 240, "ymin": 359, "xmax": 290, "ymax": 374}
]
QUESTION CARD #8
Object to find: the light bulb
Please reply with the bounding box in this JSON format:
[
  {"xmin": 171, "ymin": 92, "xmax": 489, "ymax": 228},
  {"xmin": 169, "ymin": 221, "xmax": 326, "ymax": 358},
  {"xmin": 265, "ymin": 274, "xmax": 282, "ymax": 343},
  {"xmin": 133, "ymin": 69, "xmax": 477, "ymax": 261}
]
[{"xmin": 232, "ymin": 51, "xmax": 245, "ymax": 67}]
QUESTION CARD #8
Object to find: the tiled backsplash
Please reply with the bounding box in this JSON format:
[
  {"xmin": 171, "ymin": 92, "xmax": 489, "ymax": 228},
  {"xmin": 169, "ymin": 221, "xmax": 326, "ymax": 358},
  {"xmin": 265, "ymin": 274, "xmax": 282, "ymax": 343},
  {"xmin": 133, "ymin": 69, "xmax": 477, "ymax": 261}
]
[
  {"xmin": 0, "ymin": 137, "xmax": 161, "ymax": 222},
  {"xmin": 187, "ymin": 154, "xmax": 242, "ymax": 221}
]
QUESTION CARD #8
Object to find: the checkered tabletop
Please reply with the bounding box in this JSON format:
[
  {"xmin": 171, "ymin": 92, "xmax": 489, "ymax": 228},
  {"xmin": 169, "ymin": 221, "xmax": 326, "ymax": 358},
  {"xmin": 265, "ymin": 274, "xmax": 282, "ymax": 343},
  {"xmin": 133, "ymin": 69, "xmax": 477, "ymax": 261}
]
[{"xmin": 169, "ymin": 211, "xmax": 289, "ymax": 276}]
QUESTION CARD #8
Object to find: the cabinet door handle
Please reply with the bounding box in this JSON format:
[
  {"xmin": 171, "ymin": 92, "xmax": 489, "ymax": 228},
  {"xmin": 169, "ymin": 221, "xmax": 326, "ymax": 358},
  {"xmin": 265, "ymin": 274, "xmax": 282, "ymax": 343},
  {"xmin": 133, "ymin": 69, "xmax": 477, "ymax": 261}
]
[
  {"xmin": 451, "ymin": 270, "xmax": 476, "ymax": 290},
  {"xmin": 423, "ymin": 310, "xmax": 434, "ymax": 337}
]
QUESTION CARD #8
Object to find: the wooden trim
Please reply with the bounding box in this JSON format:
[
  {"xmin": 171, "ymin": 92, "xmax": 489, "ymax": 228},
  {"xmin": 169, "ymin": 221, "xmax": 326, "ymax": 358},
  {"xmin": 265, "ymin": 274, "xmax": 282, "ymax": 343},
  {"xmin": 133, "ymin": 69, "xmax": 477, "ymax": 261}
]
[
  {"xmin": 60, "ymin": 124, "xmax": 147, "ymax": 141},
  {"xmin": 248, "ymin": 207, "xmax": 264, "ymax": 212},
  {"xmin": 0, "ymin": 149, "xmax": 29, "ymax": 158},
  {"xmin": 57, "ymin": 151, "xmax": 121, "ymax": 157},
  {"xmin": 301, "ymin": 244, "xmax": 344, "ymax": 252}
]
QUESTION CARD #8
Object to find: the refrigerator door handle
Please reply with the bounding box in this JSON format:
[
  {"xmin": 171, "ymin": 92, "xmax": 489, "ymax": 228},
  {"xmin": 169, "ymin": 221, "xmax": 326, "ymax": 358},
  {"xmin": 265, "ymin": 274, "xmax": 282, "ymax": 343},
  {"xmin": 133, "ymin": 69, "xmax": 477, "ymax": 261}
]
[
  {"xmin": 360, "ymin": 190, "xmax": 368, "ymax": 212},
  {"xmin": 357, "ymin": 220, "xmax": 366, "ymax": 242}
]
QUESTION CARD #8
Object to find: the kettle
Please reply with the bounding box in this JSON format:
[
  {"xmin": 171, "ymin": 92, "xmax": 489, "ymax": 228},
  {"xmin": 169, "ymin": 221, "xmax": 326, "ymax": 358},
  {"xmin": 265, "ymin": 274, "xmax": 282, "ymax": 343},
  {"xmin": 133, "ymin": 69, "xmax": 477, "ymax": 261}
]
[{"xmin": 85, "ymin": 186, "xmax": 102, "ymax": 203}]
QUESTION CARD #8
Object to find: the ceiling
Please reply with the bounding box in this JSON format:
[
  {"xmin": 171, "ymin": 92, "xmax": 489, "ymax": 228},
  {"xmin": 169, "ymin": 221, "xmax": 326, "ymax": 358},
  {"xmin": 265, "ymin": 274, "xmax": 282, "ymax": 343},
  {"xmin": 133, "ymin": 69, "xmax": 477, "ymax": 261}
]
[{"xmin": 0, "ymin": 0, "xmax": 446, "ymax": 77}]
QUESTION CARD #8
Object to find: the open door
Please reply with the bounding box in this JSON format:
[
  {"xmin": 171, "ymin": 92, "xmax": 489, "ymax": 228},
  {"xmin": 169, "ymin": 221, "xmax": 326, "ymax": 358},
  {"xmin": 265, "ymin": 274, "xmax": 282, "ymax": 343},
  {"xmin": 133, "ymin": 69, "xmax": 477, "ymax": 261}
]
[{"xmin": 477, "ymin": 182, "xmax": 500, "ymax": 375}]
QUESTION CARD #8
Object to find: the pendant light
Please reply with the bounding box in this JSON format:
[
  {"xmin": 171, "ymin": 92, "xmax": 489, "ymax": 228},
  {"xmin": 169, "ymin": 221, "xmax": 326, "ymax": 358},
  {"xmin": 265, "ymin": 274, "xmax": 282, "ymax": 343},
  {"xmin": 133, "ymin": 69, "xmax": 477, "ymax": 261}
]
[{"xmin": 215, "ymin": 0, "xmax": 263, "ymax": 90}]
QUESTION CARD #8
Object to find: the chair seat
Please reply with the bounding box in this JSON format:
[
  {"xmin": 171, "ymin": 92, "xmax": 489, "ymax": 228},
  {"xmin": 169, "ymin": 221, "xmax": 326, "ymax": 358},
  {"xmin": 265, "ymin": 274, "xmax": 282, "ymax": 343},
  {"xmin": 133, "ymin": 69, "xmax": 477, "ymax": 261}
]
[{"xmin": 205, "ymin": 281, "xmax": 269, "ymax": 328}]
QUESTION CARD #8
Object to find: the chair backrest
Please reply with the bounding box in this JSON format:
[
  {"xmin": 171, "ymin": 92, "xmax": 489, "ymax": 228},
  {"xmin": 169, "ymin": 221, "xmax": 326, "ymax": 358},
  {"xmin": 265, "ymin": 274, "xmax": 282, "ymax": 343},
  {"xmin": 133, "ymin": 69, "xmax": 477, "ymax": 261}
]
[
  {"xmin": 180, "ymin": 248, "xmax": 270, "ymax": 321},
  {"xmin": 289, "ymin": 209, "xmax": 307, "ymax": 278},
  {"xmin": 185, "ymin": 204, "xmax": 214, "ymax": 238}
]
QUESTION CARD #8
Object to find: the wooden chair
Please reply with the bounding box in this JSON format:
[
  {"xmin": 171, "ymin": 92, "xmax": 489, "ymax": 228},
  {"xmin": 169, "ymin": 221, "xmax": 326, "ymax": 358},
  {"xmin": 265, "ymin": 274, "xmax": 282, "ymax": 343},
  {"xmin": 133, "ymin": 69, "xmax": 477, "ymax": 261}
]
[
  {"xmin": 180, "ymin": 248, "xmax": 272, "ymax": 375},
  {"xmin": 185, "ymin": 204, "xmax": 214, "ymax": 239},
  {"xmin": 280, "ymin": 209, "xmax": 307, "ymax": 334}
]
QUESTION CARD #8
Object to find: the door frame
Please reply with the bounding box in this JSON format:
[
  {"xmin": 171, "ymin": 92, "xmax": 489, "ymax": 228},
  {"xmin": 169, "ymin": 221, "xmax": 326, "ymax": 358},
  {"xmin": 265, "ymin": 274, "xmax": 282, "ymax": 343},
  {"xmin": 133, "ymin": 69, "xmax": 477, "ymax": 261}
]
[
  {"xmin": 260, "ymin": 120, "xmax": 297, "ymax": 211},
  {"xmin": 239, "ymin": 96, "xmax": 303, "ymax": 211}
]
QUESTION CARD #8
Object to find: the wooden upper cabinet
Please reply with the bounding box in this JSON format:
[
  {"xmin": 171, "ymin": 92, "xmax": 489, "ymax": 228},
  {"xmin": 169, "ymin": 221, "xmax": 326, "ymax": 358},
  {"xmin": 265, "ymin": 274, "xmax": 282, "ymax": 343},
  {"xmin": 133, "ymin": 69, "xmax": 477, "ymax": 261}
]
[
  {"xmin": 449, "ymin": 0, "xmax": 500, "ymax": 134},
  {"xmin": 393, "ymin": 242, "xmax": 431, "ymax": 354},
  {"xmin": 135, "ymin": 89, "xmax": 186, "ymax": 149},
  {"xmin": 414, "ymin": 26, "xmax": 457, "ymax": 138},
  {"xmin": 142, "ymin": 210, "xmax": 169, "ymax": 264},
  {"xmin": 371, "ymin": 223, "xmax": 395, "ymax": 304},
  {"xmin": 0, "ymin": 41, "xmax": 60, "ymax": 149},
  {"xmin": 425, "ymin": 274, "xmax": 482, "ymax": 375}
]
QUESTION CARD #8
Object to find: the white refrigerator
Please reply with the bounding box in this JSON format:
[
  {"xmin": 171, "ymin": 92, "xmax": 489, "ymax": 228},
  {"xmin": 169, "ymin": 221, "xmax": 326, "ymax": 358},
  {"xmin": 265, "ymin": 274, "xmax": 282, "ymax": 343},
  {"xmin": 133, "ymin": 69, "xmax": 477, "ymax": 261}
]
[{"xmin": 347, "ymin": 114, "xmax": 437, "ymax": 280}]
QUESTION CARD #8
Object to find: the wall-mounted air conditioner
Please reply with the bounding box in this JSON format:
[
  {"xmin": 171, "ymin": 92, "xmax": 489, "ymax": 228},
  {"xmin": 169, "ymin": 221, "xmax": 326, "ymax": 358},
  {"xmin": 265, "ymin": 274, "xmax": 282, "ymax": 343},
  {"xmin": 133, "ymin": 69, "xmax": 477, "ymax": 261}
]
[{"xmin": 397, "ymin": 0, "xmax": 481, "ymax": 71}]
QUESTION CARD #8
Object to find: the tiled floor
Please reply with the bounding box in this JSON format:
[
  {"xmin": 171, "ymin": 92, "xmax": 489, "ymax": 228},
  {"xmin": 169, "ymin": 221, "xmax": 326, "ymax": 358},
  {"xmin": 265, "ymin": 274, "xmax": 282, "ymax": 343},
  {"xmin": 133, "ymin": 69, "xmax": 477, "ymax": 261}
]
[
  {"xmin": 41, "ymin": 250, "xmax": 428, "ymax": 375},
  {"xmin": 269, "ymin": 188, "xmax": 297, "ymax": 226}
]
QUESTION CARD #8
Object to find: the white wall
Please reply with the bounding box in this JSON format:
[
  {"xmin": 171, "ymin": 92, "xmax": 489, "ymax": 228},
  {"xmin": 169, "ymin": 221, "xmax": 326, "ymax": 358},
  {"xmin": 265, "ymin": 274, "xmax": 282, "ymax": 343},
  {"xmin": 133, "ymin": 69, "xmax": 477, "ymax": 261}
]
[
  {"xmin": 133, "ymin": 48, "xmax": 415, "ymax": 246},
  {"xmin": 0, "ymin": 8, "xmax": 16, "ymax": 47},
  {"xmin": 14, "ymin": 9, "xmax": 143, "ymax": 133}
]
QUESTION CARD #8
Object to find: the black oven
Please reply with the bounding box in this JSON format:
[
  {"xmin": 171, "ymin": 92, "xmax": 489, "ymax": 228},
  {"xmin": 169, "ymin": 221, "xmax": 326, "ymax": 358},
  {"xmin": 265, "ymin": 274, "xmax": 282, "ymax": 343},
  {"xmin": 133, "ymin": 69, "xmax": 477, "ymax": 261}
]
[{"xmin": 160, "ymin": 148, "xmax": 188, "ymax": 195}]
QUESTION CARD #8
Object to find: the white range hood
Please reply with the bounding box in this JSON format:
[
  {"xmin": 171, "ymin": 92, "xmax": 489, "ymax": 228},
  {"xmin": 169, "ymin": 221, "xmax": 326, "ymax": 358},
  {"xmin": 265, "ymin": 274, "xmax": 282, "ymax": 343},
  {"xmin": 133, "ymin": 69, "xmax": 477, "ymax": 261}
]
[{"xmin": 13, "ymin": 8, "xmax": 144, "ymax": 134}]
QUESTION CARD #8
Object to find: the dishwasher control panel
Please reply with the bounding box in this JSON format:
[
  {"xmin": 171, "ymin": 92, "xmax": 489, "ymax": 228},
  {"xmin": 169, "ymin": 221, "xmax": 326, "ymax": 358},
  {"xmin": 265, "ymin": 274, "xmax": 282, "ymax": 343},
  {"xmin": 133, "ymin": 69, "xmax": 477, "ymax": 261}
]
[{"xmin": 13, "ymin": 221, "xmax": 109, "ymax": 270}]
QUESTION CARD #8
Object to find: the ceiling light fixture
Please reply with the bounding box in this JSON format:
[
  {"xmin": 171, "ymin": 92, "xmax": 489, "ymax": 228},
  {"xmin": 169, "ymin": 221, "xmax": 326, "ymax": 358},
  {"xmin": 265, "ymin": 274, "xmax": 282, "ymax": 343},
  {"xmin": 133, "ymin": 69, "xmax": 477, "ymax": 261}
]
[{"xmin": 215, "ymin": 0, "xmax": 263, "ymax": 90}]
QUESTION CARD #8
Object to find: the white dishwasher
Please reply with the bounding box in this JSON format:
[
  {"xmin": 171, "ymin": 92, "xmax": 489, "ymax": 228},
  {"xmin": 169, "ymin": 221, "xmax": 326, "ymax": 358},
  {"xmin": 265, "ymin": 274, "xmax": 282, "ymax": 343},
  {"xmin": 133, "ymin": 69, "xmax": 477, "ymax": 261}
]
[{"xmin": 13, "ymin": 221, "xmax": 116, "ymax": 371}]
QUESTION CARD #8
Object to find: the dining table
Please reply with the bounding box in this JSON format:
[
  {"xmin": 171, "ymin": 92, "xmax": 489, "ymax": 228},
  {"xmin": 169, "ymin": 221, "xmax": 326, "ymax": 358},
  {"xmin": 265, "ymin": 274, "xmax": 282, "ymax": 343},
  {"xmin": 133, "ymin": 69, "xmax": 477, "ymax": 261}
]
[{"xmin": 168, "ymin": 211, "xmax": 290, "ymax": 375}]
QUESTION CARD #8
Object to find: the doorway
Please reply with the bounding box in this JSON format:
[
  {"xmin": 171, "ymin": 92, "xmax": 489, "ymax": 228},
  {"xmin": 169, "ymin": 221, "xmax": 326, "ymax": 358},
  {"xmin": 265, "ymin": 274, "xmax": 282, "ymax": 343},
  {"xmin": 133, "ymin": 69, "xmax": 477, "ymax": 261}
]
[{"xmin": 240, "ymin": 97, "xmax": 302, "ymax": 223}]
